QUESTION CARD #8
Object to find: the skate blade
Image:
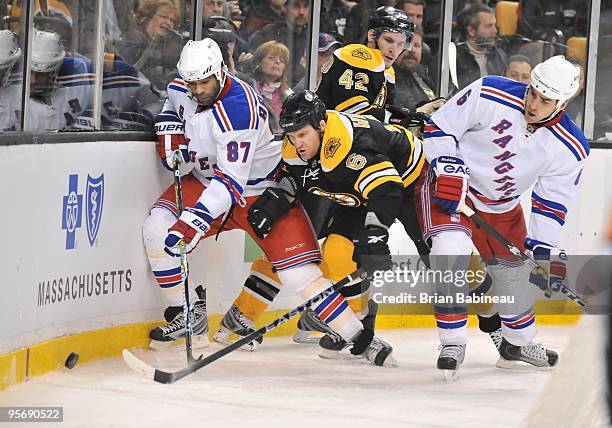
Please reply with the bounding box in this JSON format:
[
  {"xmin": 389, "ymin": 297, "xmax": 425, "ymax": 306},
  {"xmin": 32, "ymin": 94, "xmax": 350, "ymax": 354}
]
[
  {"xmin": 318, "ymin": 349, "xmax": 364, "ymax": 360},
  {"xmin": 149, "ymin": 334, "xmax": 210, "ymax": 351},
  {"xmin": 495, "ymin": 357, "xmax": 555, "ymax": 371},
  {"xmin": 440, "ymin": 369, "xmax": 460, "ymax": 381},
  {"xmin": 292, "ymin": 329, "xmax": 324, "ymax": 344},
  {"xmin": 212, "ymin": 332, "xmax": 258, "ymax": 352},
  {"xmin": 381, "ymin": 354, "xmax": 399, "ymax": 368}
]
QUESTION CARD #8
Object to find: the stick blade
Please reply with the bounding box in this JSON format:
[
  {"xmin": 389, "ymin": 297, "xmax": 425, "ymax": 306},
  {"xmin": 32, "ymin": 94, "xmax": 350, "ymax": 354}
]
[{"xmin": 122, "ymin": 349, "xmax": 156, "ymax": 379}]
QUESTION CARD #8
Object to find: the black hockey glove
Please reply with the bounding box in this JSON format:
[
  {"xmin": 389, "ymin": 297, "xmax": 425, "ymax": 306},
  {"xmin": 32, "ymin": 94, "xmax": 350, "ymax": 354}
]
[
  {"xmin": 352, "ymin": 226, "xmax": 392, "ymax": 274},
  {"xmin": 387, "ymin": 105, "xmax": 431, "ymax": 129},
  {"xmin": 248, "ymin": 187, "xmax": 293, "ymax": 239}
]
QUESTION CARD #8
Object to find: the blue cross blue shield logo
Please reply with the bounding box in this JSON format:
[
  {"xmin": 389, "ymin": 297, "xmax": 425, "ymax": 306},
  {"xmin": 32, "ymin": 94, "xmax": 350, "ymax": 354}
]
[
  {"xmin": 86, "ymin": 174, "xmax": 104, "ymax": 246},
  {"xmin": 62, "ymin": 174, "xmax": 83, "ymax": 250}
]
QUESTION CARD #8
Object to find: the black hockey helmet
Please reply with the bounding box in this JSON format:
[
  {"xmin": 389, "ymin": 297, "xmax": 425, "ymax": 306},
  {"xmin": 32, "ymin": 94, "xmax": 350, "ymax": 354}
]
[
  {"xmin": 368, "ymin": 6, "xmax": 414, "ymax": 43},
  {"xmin": 279, "ymin": 90, "xmax": 327, "ymax": 133}
]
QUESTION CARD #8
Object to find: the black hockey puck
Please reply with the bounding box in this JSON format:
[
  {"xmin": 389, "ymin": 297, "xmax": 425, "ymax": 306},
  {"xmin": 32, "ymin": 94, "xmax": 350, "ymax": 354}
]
[{"xmin": 65, "ymin": 352, "xmax": 79, "ymax": 369}]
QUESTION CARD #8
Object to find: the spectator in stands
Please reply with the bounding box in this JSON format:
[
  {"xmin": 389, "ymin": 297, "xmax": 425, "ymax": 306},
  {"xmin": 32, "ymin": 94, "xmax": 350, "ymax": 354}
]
[
  {"xmin": 344, "ymin": 0, "xmax": 382, "ymax": 44},
  {"xmin": 319, "ymin": 0, "xmax": 353, "ymax": 36},
  {"xmin": 203, "ymin": 0, "xmax": 242, "ymax": 22},
  {"xmin": 504, "ymin": 54, "xmax": 533, "ymax": 84},
  {"xmin": 292, "ymin": 32, "xmax": 341, "ymax": 92},
  {"xmin": 203, "ymin": 0, "xmax": 226, "ymax": 17},
  {"xmin": 249, "ymin": 0, "xmax": 310, "ymax": 86},
  {"xmin": 394, "ymin": 28, "xmax": 437, "ymax": 110},
  {"xmin": 518, "ymin": 0, "xmax": 588, "ymax": 41},
  {"xmin": 400, "ymin": 0, "xmax": 432, "ymax": 66},
  {"xmin": 401, "ymin": 0, "xmax": 424, "ymax": 29},
  {"xmin": 241, "ymin": 0, "xmax": 286, "ymax": 41},
  {"xmin": 454, "ymin": 3, "xmax": 507, "ymax": 88},
  {"xmin": 114, "ymin": 0, "xmax": 182, "ymax": 93},
  {"xmin": 203, "ymin": 16, "xmax": 240, "ymax": 73},
  {"xmin": 248, "ymin": 41, "xmax": 293, "ymax": 133}
]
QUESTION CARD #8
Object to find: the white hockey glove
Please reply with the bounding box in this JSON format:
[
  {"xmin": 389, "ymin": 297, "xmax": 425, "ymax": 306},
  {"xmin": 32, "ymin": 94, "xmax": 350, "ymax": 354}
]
[{"xmin": 525, "ymin": 238, "xmax": 567, "ymax": 293}]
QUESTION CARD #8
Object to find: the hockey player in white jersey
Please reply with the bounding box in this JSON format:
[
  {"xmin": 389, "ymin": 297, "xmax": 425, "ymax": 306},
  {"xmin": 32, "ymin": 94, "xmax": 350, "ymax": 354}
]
[
  {"xmin": 27, "ymin": 29, "xmax": 93, "ymax": 132},
  {"xmin": 143, "ymin": 38, "xmax": 396, "ymax": 367},
  {"xmin": 0, "ymin": 29, "xmax": 22, "ymax": 131},
  {"xmin": 418, "ymin": 56, "xmax": 588, "ymax": 377}
]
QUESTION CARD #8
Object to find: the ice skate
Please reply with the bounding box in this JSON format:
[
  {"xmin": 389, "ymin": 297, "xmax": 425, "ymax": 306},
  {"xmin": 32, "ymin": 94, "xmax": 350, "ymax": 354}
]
[
  {"xmin": 348, "ymin": 329, "xmax": 396, "ymax": 367},
  {"xmin": 489, "ymin": 328, "xmax": 503, "ymax": 352},
  {"xmin": 292, "ymin": 309, "xmax": 335, "ymax": 344},
  {"xmin": 149, "ymin": 287, "xmax": 209, "ymax": 350},
  {"xmin": 317, "ymin": 300, "xmax": 378, "ymax": 360},
  {"xmin": 496, "ymin": 338, "xmax": 558, "ymax": 370},
  {"xmin": 437, "ymin": 344, "xmax": 466, "ymax": 381},
  {"xmin": 213, "ymin": 304, "xmax": 262, "ymax": 351}
]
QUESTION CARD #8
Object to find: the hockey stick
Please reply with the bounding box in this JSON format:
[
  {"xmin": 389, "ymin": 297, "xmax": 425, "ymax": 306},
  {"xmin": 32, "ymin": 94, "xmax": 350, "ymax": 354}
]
[
  {"xmin": 172, "ymin": 152, "xmax": 203, "ymax": 364},
  {"xmin": 123, "ymin": 269, "xmax": 366, "ymax": 384},
  {"xmin": 459, "ymin": 204, "xmax": 587, "ymax": 310},
  {"xmin": 448, "ymin": 41, "xmax": 459, "ymax": 97}
]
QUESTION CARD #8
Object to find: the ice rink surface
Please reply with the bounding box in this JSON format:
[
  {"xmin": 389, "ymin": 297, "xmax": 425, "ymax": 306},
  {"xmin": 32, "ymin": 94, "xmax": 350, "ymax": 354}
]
[{"xmin": 0, "ymin": 325, "xmax": 575, "ymax": 428}]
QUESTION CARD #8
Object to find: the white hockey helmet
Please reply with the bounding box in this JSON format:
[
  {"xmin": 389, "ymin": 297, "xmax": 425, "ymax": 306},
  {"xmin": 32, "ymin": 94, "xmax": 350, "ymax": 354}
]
[
  {"xmin": 176, "ymin": 38, "xmax": 226, "ymax": 86},
  {"xmin": 530, "ymin": 55, "xmax": 580, "ymax": 109},
  {"xmin": 0, "ymin": 30, "xmax": 22, "ymax": 88},
  {"xmin": 31, "ymin": 29, "xmax": 65, "ymax": 73}
]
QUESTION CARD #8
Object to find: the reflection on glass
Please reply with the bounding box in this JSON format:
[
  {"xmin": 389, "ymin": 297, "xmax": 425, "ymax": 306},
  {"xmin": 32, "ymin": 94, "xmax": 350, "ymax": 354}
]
[
  {"xmin": 28, "ymin": 29, "xmax": 93, "ymax": 132},
  {"xmin": 104, "ymin": 0, "xmax": 194, "ymax": 131},
  {"xmin": 249, "ymin": 0, "xmax": 311, "ymax": 87},
  {"xmin": 0, "ymin": 29, "xmax": 22, "ymax": 132},
  {"xmin": 111, "ymin": 0, "xmax": 184, "ymax": 94}
]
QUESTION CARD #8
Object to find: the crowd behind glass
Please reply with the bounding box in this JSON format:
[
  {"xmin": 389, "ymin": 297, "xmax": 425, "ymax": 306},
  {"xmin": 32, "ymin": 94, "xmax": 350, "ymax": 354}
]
[{"xmin": 1, "ymin": 0, "xmax": 611, "ymax": 140}]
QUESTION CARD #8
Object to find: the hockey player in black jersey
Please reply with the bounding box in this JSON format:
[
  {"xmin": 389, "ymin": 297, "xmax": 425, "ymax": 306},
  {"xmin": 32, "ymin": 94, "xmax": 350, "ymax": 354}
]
[
  {"xmin": 246, "ymin": 90, "xmax": 424, "ymax": 356},
  {"xmin": 316, "ymin": 6, "xmax": 414, "ymax": 123}
]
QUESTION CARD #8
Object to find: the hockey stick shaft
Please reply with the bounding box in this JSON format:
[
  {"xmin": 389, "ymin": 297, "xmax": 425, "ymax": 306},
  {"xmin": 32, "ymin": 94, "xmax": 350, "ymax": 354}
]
[
  {"xmin": 172, "ymin": 152, "xmax": 200, "ymax": 364},
  {"xmin": 152, "ymin": 269, "xmax": 366, "ymax": 384},
  {"xmin": 459, "ymin": 204, "xmax": 587, "ymax": 309}
]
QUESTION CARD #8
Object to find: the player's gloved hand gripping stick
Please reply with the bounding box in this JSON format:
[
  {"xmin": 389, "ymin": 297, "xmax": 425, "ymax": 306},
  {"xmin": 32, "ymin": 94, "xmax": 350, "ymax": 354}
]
[{"xmin": 459, "ymin": 204, "xmax": 587, "ymax": 310}]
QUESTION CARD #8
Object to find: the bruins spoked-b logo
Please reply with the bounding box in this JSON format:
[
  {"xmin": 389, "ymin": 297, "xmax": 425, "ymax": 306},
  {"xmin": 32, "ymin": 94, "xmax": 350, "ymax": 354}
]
[
  {"xmin": 324, "ymin": 137, "xmax": 341, "ymax": 159},
  {"xmin": 351, "ymin": 47, "xmax": 372, "ymax": 61}
]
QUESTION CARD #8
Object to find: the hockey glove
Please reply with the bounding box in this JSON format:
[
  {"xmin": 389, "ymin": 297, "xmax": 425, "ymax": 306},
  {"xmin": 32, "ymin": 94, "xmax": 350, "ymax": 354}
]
[
  {"xmin": 431, "ymin": 156, "xmax": 469, "ymax": 212},
  {"xmin": 387, "ymin": 105, "xmax": 430, "ymax": 129},
  {"xmin": 164, "ymin": 203, "xmax": 213, "ymax": 255},
  {"xmin": 415, "ymin": 97, "xmax": 446, "ymax": 116},
  {"xmin": 247, "ymin": 186, "xmax": 293, "ymax": 239},
  {"xmin": 156, "ymin": 133, "xmax": 190, "ymax": 171},
  {"xmin": 525, "ymin": 238, "xmax": 567, "ymax": 294},
  {"xmin": 352, "ymin": 226, "xmax": 392, "ymax": 274}
]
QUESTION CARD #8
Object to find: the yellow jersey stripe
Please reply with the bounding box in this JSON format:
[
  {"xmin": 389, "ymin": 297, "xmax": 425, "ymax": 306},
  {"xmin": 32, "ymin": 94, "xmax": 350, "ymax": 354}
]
[
  {"xmin": 402, "ymin": 150, "xmax": 425, "ymax": 187},
  {"xmin": 355, "ymin": 162, "xmax": 402, "ymax": 195},
  {"xmin": 335, "ymin": 95, "xmax": 369, "ymax": 112},
  {"xmin": 362, "ymin": 175, "xmax": 403, "ymax": 199}
]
